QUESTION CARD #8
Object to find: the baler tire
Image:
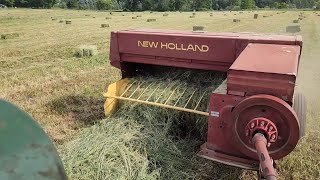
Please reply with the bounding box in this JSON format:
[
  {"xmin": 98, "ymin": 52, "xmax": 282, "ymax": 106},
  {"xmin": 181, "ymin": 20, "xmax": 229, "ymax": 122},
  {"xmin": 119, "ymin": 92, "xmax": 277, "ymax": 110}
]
[{"xmin": 293, "ymin": 93, "xmax": 307, "ymax": 138}]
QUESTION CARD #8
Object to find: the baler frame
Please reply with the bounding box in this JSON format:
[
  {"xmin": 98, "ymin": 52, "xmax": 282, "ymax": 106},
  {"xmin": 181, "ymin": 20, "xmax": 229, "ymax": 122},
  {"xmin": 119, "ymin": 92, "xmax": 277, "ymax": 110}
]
[{"xmin": 105, "ymin": 29, "xmax": 306, "ymax": 179}]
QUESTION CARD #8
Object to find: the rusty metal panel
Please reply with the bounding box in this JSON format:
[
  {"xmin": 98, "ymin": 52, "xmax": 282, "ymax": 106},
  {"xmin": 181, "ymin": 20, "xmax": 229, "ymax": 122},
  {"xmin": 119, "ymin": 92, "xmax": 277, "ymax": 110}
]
[
  {"xmin": 117, "ymin": 31, "xmax": 237, "ymax": 64},
  {"xmin": 110, "ymin": 29, "xmax": 302, "ymax": 73},
  {"xmin": 230, "ymin": 43, "xmax": 300, "ymax": 75},
  {"xmin": 228, "ymin": 43, "xmax": 300, "ymax": 102}
]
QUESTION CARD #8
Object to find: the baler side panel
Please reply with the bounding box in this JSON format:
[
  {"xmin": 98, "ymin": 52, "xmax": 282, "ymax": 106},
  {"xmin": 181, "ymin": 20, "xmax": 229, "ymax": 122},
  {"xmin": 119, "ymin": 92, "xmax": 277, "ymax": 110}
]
[{"xmin": 110, "ymin": 32, "xmax": 121, "ymax": 68}]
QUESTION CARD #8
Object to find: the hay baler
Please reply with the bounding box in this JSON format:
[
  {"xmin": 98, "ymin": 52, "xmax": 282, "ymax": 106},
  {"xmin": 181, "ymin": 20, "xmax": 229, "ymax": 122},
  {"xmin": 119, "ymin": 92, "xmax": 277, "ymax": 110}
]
[{"xmin": 104, "ymin": 29, "xmax": 306, "ymax": 179}]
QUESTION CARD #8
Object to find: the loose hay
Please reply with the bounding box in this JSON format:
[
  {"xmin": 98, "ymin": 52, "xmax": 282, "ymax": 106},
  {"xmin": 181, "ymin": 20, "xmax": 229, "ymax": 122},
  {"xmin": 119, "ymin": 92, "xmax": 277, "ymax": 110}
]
[
  {"xmin": 60, "ymin": 69, "xmax": 236, "ymax": 180},
  {"xmin": 75, "ymin": 45, "xmax": 98, "ymax": 57}
]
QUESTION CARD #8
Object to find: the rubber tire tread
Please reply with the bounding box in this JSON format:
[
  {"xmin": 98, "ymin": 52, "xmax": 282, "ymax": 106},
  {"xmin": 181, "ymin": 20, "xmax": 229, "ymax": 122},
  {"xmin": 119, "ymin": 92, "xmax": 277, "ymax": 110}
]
[{"xmin": 293, "ymin": 93, "xmax": 307, "ymax": 138}]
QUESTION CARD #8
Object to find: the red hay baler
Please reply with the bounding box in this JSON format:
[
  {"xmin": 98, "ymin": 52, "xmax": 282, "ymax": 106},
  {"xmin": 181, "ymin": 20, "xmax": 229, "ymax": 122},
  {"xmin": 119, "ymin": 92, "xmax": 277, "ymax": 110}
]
[{"xmin": 104, "ymin": 29, "xmax": 306, "ymax": 180}]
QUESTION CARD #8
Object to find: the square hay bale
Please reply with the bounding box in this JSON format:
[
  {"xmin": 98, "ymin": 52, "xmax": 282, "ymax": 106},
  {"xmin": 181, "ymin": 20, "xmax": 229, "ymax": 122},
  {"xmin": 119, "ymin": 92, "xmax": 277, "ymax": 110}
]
[
  {"xmin": 147, "ymin": 19, "xmax": 156, "ymax": 22},
  {"xmin": 233, "ymin": 19, "xmax": 240, "ymax": 22},
  {"xmin": 193, "ymin": 26, "xmax": 204, "ymax": 31},
  {"xmin": 110, "ymin": 12, "xmax": 113, "ymax": 15},
  {"xmin": 122, "ymin": 14, "xmax": 125, "ymax": 16},
  {"xmin": 1, "ymin": 33, "xmax": 19, "ymax": 40},
  {"xmin": 92, "ymin": 17, "xmax": 96, "ymax": 18},
  {"xmin": 59, "ymin": 20, "xmax": 64, "ymax": 23},
  {"xmin": 101, "ymin": 24, "xmax": 109, "ymax": 28},
  {"xmin": 51, "ymin": 18, "xmax": 57, "ymax": 21},
  {"xmin": 132, "ymin": 17, "xmax": 137, "ymax": 19},
  {"xmin": 105, "ymin": 17, "xmax": 112, "ymax": 20},
  {"xmin": 75, "ymin": 45, "xmax": 98, "ymax": 57},
  {"xmin": 254, "ymin": 14, "xmax": 258, "ymax": 19},
  {"xmin": 66, "ymin": 20, "xmax": 72, "ymax": 24},
  {"xmin": 136, "ymin": 15, "xmax": 142, "ymax": 17},
  {"xmin": 286, "ymin": 25, "xmax": 301, "ymax": 33},
  {"xmin": 163, "ymin": 13, "xmax": 169, "ymax": 16},
  {"xmin": 298, "ymin": 17, "xmax": 303, "ymax": 20},
  {"xmin": 210, "ymin": 14, "xmax": 213, "ymax": 17},
  {"xmin": 189, "ymin": 15, "xmax": 195, "ymax": 18},
  {"xmin": 192, "ymin": 12, "xmax": 196, "ymax": 16},
  {"xmin": 293, "ymin": 19, "xmax": 299, "ymax": 23},
  {"xmin": 85, "ymin": 14, "xmax": 90, "ymax": 16},
  {"xmin": 263, "ymin": 15, "xmax": 268, "ymax": 18}
]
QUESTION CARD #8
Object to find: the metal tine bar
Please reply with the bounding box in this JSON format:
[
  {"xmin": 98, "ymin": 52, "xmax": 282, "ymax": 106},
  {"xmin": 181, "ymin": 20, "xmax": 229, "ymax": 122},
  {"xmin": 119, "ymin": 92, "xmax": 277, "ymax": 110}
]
[
  {"xmin": 120, "ymin": 80, "xmax": 137, "ymax": 97},
  {"xmin": 155, "ymin": 84, "xmax": 171, "ymax": 103},
  {"xmin": 137, "ymin": 82, "xmax": 154, "ymax": 100},
  {"xmin": 184, "ymin": 89, "xmax": 197, "ymax": 108},
  {"xmin": 194, "ymin": 90, "xmax": 207, "ymax": 110},
  {"xmin": 105, "ymin": 95, "xmax": 209, "ymax": 116},
  {"xmin": 173, "ymin": 87, "xmax": 188, "ymax": 107},
  {"xmin": 128, "ymin": 81, "xmax": 145, "ymax": 98},
  {"xmin": 146, "ymin": 83, "xmax": 161, "ymax": 102},
  {"xmin": 164, "ymin": 84, "xmax": 182, "ymax": 105}
]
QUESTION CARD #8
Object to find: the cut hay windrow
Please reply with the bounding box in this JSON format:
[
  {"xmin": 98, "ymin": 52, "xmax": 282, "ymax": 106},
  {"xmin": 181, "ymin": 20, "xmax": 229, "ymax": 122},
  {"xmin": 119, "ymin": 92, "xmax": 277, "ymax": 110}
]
[{"xmin": 60, "ymin": 69, "xmax": 242, "ymax": 180}]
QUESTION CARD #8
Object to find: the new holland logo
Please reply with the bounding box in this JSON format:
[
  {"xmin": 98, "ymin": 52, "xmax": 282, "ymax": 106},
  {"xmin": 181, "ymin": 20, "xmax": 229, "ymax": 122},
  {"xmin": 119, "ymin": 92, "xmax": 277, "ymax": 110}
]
[{"xmin": 138, "ymin": 40, "xmax": 209, "ymax": 53}]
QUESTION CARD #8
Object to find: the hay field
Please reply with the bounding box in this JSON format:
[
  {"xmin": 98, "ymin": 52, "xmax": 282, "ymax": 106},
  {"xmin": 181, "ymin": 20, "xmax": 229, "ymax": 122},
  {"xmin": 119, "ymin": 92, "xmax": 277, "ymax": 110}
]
[{"xmin": 1, "ymin": 9, "xmax": 320, "ymax": 179}]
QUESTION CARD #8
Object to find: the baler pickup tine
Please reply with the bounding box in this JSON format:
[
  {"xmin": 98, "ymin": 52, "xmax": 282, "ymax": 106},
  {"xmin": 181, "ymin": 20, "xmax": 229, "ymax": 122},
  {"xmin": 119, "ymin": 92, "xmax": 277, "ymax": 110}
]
[
  {"xmin": 120, "ymin": 80, "xmax": 137, "ymax": 97},
  {"xmin": 105, "ymin": 95, "xmax": 209, "ymax": 116},
  {"xmin": 184, "ymin": 89, "xmax": 197, "ymax": 108},
  {"xmin": 164, "ymin": 84, "xmax": 181, "ymax": 105},
  {"xmin": 173, "ymin": 87, "xmax": 188, "ymax": 106},
  {"xmin": 194, "ymin": 91, "xmax": 207, "ymax": 110},
  {"xmin": 155, "ymin": 84, "xmax": 171, "ymax": 103},
  {"xmin": 146, "ymin": 84, "xmax": 161, "ymax": 102},
  {"xmin": 128, "ymin": 81, "xmax": 145, "ymax": 98},
  {"xmin": 137, "ymin": 82, "xmax": 154, "ymax": 100}
]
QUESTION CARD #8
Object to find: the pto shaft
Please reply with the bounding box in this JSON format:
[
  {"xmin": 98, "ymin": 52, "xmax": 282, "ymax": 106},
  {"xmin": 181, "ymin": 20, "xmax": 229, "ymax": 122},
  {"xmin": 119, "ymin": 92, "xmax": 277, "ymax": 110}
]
[{"xmin": 253, "ymin": 133, "xmax": 277, "ymax": 180}]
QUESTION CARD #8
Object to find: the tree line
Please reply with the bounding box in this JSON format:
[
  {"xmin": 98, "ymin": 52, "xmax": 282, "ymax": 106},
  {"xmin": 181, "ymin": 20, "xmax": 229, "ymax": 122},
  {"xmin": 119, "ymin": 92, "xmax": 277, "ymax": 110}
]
[{"xmin": 0, "ymin": 0, "xmax": 319, "ymax": 11}]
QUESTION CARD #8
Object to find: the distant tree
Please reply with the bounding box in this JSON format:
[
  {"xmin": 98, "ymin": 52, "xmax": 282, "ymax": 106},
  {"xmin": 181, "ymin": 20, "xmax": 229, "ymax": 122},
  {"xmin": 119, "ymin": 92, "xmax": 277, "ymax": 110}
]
[
  {"xmin": 96, "ymin": 0, "xmax": 111, "ymax": 9},
  {"xmin": 4, "ymin": 0, "xmax": 15, "ymax": 7},
  {"xmin": 241, "ymin": 0, "xmax": 255, "ymax": 8},
  {"xmin": 66, "ymin": 0, "xmax": 78, "ymax": 8}
]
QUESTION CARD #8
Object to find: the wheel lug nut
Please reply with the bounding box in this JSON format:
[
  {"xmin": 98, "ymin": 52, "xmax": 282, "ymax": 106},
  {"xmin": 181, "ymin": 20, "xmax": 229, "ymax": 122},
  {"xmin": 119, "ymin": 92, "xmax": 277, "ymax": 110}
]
[
  {"xmin": 271, "ymin": 134, "xmax": 276, "ymax": 140},
  {"xmin": 250, "ymin": 123, "xmax": 255, "ymax": 128},
  {"xmin": 259, "ymin": 121, "xmax": 265, "ymax": 126},
  {"xmin": 246, "ymin": 130, "xmax": 250, "ymax": 136},
  {"xmin": 268, "ymin": 126, "xmax": 273, "ymax": 132}
]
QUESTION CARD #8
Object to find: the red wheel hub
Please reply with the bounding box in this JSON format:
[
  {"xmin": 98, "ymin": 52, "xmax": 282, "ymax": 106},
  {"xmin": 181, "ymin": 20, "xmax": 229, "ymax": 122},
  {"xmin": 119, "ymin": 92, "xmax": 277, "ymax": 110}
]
[
  {"xmin": 245, "ymin": 118, "xmax": 278, "ymax": 146},
  {"xmin": 232, "ymin": 95, "xmax": 300, "ymax": 160}
]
